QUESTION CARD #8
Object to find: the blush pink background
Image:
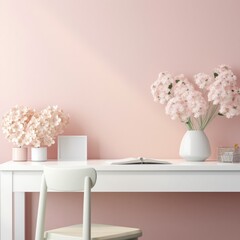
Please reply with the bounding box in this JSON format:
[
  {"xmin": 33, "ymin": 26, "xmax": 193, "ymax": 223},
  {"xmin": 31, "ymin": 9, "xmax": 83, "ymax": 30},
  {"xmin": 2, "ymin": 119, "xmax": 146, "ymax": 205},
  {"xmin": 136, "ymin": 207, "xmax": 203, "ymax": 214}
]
[{"xmin": 1, "ymin": 1, "xmax": 240, "ymax": 239}]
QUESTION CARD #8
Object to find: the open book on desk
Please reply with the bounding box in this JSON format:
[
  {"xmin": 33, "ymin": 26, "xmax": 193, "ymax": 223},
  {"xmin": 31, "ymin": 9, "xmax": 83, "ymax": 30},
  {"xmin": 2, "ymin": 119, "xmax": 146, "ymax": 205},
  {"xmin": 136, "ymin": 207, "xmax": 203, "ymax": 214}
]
[{"xmin": 109, "ymin": 157, "xmax": 171, "ymax": 165}]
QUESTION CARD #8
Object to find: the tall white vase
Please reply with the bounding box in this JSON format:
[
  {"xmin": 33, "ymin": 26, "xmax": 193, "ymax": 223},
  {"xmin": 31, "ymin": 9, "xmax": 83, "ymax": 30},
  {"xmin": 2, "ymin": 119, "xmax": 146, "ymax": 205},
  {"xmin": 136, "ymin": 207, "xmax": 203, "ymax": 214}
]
[
  {"xmin": 31, "ymin": 147, "xmax": 47, "ymax": 161},
  {"xmin": 179, "ymin": 130, "xmax": 211, "ymax": 161}
]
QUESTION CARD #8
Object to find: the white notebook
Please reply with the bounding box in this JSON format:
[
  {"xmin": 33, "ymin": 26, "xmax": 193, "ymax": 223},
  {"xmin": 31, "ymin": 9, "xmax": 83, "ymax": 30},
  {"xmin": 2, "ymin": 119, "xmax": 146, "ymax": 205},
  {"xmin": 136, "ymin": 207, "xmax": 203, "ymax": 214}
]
[{"xmin": 109, "ymin": 157, "xmax": 171, "ymax": 165}]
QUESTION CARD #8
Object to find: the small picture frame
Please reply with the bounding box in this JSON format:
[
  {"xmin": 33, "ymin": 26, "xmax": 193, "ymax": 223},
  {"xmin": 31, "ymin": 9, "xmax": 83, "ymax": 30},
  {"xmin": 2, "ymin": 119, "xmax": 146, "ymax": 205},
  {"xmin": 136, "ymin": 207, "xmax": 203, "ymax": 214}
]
[{"xmin": 58, "ymin": 135, "xmax": 87, "ymax": 161}]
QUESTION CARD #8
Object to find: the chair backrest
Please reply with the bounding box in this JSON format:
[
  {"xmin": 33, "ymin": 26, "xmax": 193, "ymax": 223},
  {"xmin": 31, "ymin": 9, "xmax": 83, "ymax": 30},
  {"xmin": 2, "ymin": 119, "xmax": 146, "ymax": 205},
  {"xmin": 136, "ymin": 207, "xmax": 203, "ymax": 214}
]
[
  {"xmin": 35, "ymin": 166, "xmax": 97, "ymax": 240},
  {"xmin": 44, "ymin": 166, "xmax": 97, "ymax": 191}
]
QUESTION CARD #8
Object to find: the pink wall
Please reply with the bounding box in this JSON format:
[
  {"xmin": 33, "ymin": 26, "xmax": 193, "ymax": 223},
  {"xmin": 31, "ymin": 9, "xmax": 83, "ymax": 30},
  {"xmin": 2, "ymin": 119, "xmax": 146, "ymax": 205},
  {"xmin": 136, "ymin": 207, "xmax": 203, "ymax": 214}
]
[{"xmin": 1, "ymin": 0, "xmax": 240, "ymax": 239}]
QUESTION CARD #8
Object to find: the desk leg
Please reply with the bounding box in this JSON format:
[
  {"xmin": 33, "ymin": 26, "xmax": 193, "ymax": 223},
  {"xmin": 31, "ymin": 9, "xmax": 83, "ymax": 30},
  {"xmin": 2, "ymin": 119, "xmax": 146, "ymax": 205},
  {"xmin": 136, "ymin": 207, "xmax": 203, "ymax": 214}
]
[
  {"xmin": 1, "ymin": 171, "xmax": 13, "ymax": 240},
  {"xmin": 14, "ymin": 193, "xmax": 25, "ymax": 240}
]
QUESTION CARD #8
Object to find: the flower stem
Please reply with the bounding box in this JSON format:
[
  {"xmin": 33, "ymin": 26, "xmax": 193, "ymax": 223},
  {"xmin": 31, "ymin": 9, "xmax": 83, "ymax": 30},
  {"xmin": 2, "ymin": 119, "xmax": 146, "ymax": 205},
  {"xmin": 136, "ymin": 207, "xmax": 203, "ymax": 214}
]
[
  {"xmin": 186, "ymin": 118, "xmax": 193, "ymax": 130},
  {"xmin": 201, "ymin": 104, "xmax": 219, "ymax": 130}
]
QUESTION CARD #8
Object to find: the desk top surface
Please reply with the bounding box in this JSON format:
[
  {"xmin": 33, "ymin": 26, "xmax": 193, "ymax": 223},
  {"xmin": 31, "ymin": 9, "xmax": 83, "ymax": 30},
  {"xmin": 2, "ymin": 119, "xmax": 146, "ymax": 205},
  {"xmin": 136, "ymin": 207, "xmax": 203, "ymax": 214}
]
[{"xmin": 1, "ymin": 159, "xmax": 240, "ymax": 171}]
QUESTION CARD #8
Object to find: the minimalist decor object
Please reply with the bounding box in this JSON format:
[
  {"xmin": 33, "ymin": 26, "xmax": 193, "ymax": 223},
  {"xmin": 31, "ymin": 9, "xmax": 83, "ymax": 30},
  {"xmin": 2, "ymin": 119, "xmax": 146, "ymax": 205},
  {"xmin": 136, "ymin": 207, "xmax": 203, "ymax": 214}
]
[
  {"xmin": 35, "ymin": 166, "xmax": 142, "ymax": 240},
  {"xmin": 1, "ymin": 105, "xmax": 35, "ymax": 161},
  {"xmin": 27, "ymin": 106, "xmax": 70, "ymax": 161},
  {"xmin": 2, "ymin": 105, "xmax": 69, "ymax": 161},
  {"xmin": 218, "ymin": 144, "xmax": 240, "ymax": 163},
  {"xmin": 31, "ymin": 147, "xmax": 47, "ymax": 162},
  {"xmin": 179, "ymin": 130, "xmax": 211, "ymax": 161},
  {"xmin": 151, "ymin": 65, "xmax": 240, "ymax": 161},
  {"xmin": 58, "ymin": 135, "xmax": 87, "ymax": 161},
  {"xmin": 12, "ymin": 147, "xmax": 28, "ymax": 161}
]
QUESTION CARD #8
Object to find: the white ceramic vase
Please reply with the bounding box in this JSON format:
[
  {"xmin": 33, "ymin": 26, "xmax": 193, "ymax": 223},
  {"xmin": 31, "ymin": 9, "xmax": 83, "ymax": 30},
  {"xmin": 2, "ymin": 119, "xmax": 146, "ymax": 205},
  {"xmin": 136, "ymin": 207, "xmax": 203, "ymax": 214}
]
[
  {"xmin": 179, "ymin": 130, "xmax": 211, "ymax": 161},
  {"xmin": 31, "ymin": 147, "xmax": 47, "ymax": 161},
  {"xmin": 12, "ymin": 147, "xmax": 28, "ymax": 161}
]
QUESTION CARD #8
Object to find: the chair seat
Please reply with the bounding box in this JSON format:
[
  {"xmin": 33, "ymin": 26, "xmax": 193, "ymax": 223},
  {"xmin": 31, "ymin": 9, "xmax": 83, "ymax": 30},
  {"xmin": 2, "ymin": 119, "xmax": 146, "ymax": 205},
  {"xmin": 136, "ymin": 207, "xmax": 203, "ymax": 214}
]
[{"xmin": 45, "ymin": 224, "xmax": 142, "ymax": 240}]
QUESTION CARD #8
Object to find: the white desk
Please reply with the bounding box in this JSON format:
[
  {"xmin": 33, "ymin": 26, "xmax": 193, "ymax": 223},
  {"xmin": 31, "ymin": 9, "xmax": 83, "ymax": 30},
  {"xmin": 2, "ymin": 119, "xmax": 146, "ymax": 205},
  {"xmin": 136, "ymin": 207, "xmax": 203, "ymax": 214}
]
[{"xmin": 1, "ymin": 159, "xmax": 240, "ymax": 240}]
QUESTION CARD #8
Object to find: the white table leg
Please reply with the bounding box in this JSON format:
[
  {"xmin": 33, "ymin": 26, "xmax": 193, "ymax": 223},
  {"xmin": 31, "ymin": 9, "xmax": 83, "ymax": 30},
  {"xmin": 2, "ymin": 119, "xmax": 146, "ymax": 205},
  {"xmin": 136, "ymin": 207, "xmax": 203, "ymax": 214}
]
[
  {"xmin": 14, "ymin": 192, "xmax": 25, "ymax": 240},
  {"xmin": 1, "ymin": 171, "xmax": 13, "ymax": 240}
]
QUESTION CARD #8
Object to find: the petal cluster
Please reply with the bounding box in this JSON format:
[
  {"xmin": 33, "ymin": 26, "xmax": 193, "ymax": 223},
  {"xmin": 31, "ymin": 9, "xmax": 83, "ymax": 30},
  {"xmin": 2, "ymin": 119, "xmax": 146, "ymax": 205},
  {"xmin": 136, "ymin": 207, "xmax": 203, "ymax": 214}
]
[
  {"xmin": 2, "ymin": 105, "xmax": 69, "ymax": 147},
  {"xmin": 2, "ymin": 106, "xmax": 35, "ymax": 147},
  {"xmin": 151, "ymin": 65, "xmax": 240, "ymax": 130}
]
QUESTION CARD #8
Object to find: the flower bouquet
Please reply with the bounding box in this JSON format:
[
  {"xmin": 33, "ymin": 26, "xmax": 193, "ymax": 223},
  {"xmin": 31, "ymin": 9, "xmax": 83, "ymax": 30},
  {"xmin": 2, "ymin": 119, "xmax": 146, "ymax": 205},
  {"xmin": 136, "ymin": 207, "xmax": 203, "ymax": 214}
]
[
  {"xmin": 151, "ymin": 65, "xmax": 240, "ymax": 161},
  {"xmin": 151, "ymin": 65, "xmax": 240, "ymax": 130},
  {"xmin": 2, "ymin": 105, "xmax": 35, "ymax": 161},
  {"xmin": 2, "ymin": 105, "xmax": 70, "ymax": 161},
  {"xmin": 26, "ymin": 106, "xmax": 70, "ymax": 161}
]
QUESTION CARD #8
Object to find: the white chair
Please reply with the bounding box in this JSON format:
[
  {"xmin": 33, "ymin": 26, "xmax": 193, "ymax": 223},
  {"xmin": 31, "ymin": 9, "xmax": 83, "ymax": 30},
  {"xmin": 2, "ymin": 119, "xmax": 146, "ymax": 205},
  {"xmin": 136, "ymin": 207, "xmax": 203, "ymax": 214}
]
[{"xmin": 35, "ymin": 166, "xmax": 142, "ymax": 240}]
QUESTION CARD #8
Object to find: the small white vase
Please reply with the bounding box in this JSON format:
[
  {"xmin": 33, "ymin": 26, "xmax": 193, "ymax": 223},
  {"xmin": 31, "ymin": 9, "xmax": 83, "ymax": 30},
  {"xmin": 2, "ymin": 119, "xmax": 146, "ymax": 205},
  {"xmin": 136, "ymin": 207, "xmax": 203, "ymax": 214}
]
[
  {"xmin": 179, "ymin": 130, "xmax": 211, "ymax": 161},
  {"xmin": 31, "ymin": 147, "xmax": 47, "ymax": 161},
  {"xmin": 12, "ymin": 147, "xmax": 28, "ymax": 161}
]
